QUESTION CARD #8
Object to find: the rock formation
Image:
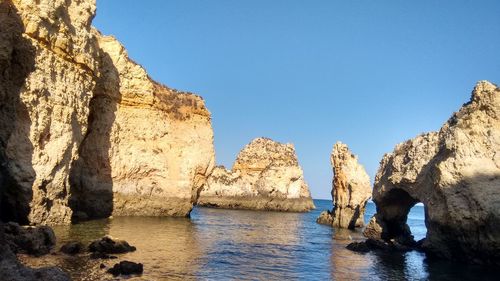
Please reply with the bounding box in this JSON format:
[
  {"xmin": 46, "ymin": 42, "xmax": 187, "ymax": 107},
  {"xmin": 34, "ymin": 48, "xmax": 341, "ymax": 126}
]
[
  {"xmin": 198, "ymin": 138, "xmax": 315, "ymax": 212},
  {"xmin": 364, "ymin": 81, "xmax": 500, "ymax": 264},
  {"xmin": 0, "ymin": 0, "xmax": 214, "ymax": 225},
  {"xmin": 316, "ymin": 142, "xmax": 371, "ymax": 229},
  {"xmin": 3, "ymin": 222, "xmax": 55, "ymax": 256},
  {"xmin": 0, "ymin": 223, "xmax": 70, "ymax": 281}
]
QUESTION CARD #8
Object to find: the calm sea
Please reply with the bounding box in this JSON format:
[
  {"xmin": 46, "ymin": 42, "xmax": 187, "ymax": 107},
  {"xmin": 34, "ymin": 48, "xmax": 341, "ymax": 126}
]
[{"xmin": 20, "ymin": 200, "xmax": 500, "ymax": 280}]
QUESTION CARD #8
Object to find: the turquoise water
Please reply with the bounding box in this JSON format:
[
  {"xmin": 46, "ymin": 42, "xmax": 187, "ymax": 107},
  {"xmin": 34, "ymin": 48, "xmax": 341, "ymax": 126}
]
[{"xmin": 20, "ymin": 200, "xmax": 500, "ymax": 280}]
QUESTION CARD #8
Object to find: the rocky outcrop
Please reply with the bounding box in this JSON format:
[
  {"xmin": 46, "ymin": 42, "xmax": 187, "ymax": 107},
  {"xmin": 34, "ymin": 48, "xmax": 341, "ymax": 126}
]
[
  {"xmin": 0, "ymin": 0, "xmax": 214, "ymax": 225},
  {"xmin": 107, "ymin": 261, "xmax": 143, "ymax": 276},
  {"xmin": 0, "ymin": 223, "xmax": 70, "ymax": 281},
  {"xmin": 3, "ymin": 222, "xmax": 55, "ymax": 256},
  {"xmin": 198, "ymin": 138, "xmax": 315, "ymax": 212},
  {"xmin": 88, "ymin": 236, "xmax": 136, "ymax": 254},
  {"xmin": 317, "ymin": 142, "xmax": 371, "ymax": 229},
  {"xmin": 364, "ymin": 81, "xmax": 500, "ymax": 264}
]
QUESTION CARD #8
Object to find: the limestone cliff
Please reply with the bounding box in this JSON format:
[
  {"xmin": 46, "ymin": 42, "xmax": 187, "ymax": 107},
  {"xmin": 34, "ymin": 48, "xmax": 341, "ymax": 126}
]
[
  {"xmin": 317, "ymin": 142, "xmax": 371, "ymax": 229},
  {"xmin": 364, "ymin": 81, "xmax": 500, "ymax": 264},
  {"xmin": 0, "ymin": 0, "xmax": 214, "ymax": 225},
  {"xmin": 198, "ymin": 138, "xmax": 315, "ymax": 212}
]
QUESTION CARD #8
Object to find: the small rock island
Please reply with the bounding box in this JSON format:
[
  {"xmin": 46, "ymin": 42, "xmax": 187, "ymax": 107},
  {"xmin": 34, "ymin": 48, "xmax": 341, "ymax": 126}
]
[
  {"xmin": 198, "ymin": 138, "xmax": 315, "ymax": 212},
  {"xmin": 317, "ymin": 142, "xmax": 371, "ymax": 229}
]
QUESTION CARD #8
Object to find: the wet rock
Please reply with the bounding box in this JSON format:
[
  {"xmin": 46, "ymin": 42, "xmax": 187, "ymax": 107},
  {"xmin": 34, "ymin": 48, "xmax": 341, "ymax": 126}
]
[
  {"xmin": 4, "ymin": 222, "xmax": 55, "ymax": 256},
  {"xmin": 88, "ymin": 236, "xmax": 136, "ymax": 254},
  {"xmin": 346, "ymin": 241, "xmax": 370, "ymax": 253},
  {"xmin": 0, "ymin": 223, "xmax": 69, "ymax": 281},
  {"xmin": 346, "ymin": 239, "xmax": 414, "ymax": 253},
  {"xmin": 198, "ymin": 138, "xmax": 315, "ymax": 212},
  {"xmin": 316, "ymin": 210, "xmax": 334, "ymax": 225},
  {"xmin": 107, "ymin": 261, "xmax": 143, "ymax": 276},
  {"xmin": 60, "ymin": 241, "xmax": 84, "ymax": 255},
  {"xmin": 317, "ymin": 142, "xmax": 371, "ymax": 229},
  {"xmin": 366, "ymin": 81, "xmax": 500, "ymax": 264}
]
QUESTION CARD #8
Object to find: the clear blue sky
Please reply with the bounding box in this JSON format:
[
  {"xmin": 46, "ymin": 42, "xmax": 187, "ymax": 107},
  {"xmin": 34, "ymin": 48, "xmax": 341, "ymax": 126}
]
[{"xmin": 94, "ymin": 0, "xmax": 500, "ymax": 199}]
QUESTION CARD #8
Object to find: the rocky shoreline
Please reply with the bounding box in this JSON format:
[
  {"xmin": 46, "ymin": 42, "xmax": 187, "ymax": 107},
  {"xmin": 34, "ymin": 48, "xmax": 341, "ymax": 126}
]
[{"xmin": 0, "ymin": 0, "xmax": 499, "ymax": 278}]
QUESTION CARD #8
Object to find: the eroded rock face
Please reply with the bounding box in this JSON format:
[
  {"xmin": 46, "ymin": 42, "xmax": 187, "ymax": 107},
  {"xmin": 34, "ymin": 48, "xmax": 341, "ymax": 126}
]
[
  {"xmin": 0, "ymin": 0, "xmax": 214, "ymax": 225},
  {"xmin": 198, "ymin": 138, "xmax": 315, "ymax": 212},
  {"xmin": 317, "ymin": 142, "xmax": 371, "ymax": 229},
  {"xmin": 365, "ymin": 81, "xmax": 500, "ymax": 264},
  {"xmin": 69, "ymin": 34, "xmax": 215, "ymax": 219}
]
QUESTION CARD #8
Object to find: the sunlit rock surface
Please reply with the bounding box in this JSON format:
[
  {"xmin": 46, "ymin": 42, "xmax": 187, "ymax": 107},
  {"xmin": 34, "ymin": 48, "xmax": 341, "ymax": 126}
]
[
  {"xmin": 316, "ymin": 142, "xmax": 371, "ymax": 229},
  {"xmin": 365, "ymin": 81, "xmax": 500, "ymax": 264},
  {"xmin": 0, "ymin": 0, "xmax": 214, "ymax": 225},
  {"xmin": 198, "ymin": 138, "xmax": 314, "ymax": 212}
]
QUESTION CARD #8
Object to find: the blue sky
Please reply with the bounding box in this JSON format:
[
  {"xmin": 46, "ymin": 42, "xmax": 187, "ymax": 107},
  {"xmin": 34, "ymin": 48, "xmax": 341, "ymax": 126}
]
[{"xmin": 94, "ymin": 0, "xmax": 500, "ymax": 199}]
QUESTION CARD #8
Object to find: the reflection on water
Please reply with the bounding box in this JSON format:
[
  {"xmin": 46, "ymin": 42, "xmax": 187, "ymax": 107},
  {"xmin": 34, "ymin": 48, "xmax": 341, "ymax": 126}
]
[{"xmin": 19, "ymin": 200, "xmax": 500, "ymax": 280}]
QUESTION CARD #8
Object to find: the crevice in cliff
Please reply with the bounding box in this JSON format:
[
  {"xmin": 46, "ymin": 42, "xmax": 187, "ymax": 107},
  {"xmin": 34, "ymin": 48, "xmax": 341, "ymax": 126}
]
[
  {"xmin": 68, "ymin": 44, "xmax": 121, "ymax": 222},
  {"xmin": 0, "ymin": 1, "xmax": 36, "ymax": 224}
]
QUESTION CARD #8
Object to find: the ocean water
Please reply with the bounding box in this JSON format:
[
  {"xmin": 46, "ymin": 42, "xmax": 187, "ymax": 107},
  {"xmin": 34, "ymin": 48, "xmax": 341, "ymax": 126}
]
[{"xmin": 20, "ymin": 200, "xmax": 500, "ymax": 280}]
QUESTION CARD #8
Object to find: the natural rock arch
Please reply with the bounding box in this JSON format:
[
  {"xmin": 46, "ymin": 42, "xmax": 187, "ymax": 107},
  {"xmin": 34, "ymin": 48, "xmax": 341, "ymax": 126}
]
[{"xmin": 364, "ymin": 81, "xmax": 500, "ymax": 264}]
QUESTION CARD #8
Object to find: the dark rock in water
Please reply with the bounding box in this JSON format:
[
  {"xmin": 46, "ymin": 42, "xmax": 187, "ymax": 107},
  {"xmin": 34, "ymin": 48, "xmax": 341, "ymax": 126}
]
[
  {"xmin": 88, "ymin": 236, "xmax": 136, "ymax": 254},
  {"xmin": 4, "ymin": 222, "xmax": 56, "ymax": 256},
  {"xmin": 89, "ymin": 252, "xmax": 117, "ymax": 260},
  {"xmin": 0, "ymin": 223, "xmax": 69, "ymax": 281},
  {"xmin": 107, "ymin": 261, "xmax": 143, "ymax": 276},
  {"xmin": 346, "ymin": 242, "xmax": 370, "ymax": 253},
  {"xmin": 346, "ymin": 238, "xmax": 415, "ymax": 253},
  {"xmin": 60, "ymin": 241, "xmax": 84, "ymax": 255}
]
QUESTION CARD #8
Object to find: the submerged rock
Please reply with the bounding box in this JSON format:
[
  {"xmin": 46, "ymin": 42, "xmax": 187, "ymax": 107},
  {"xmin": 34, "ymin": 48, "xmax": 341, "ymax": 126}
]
[
  {"xmin": 316, "ymin": 142, "xmax": 371, "ymax": 229},
  {"xmin": 4, "ymin": 222, "xmax": 55, "ymax": 256},
  {"xmin": 107, "ymin": 261, "xmax": 143, "ymax": 276},
  {"xmin": 88, "ymin": 236, "xmax": 136, "ymax": 254},
  {"xmin": 89, "ymin": 252, "xmax": 117, "ymax": 260},
  {"xmin": 365, "ymin": 81, "xmax": 500, "ymax": 264},
  {"xmin": 198, "ymin": 138, "xmax": 315, "ymax": 212}
]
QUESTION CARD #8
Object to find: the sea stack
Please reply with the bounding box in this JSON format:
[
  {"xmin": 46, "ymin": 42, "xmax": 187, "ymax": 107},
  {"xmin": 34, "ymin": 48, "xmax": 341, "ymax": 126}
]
[
  {"xmin": 0, "ymin": 0, "xmax": 214, "ymax": 225},
  {"xmin": 363, "ymin": 81, "xmax": 500, "ymax": 264},
  {"xmin": 198, "ymin": 138, "xmax": 315, "ymax": 212},
  {"xmin": 317, "ymin": 142, "xmax": 371, "ymax": 229}
]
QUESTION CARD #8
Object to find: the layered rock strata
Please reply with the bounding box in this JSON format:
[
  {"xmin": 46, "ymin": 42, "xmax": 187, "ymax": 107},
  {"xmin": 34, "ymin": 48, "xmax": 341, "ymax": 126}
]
[
  {"xmin": 198, "ymin": 138, "xmax": 315, "ymax": 212},
  {"xmin": 316, "ymin": 142, "xmax": 371, "ymax": 229},
  {"xmin": 0, "ymin": 0, "xmax": 214, "ymax": 225},
  {"xmin": 364, "ymin": 81, "xmax": 500, "ymax": 264}
]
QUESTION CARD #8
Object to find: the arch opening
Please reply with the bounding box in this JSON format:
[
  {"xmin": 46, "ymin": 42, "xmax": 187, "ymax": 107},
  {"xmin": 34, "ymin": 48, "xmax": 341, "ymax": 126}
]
[{"xmin": 376, "ymin": 188, "xmax": 427, "ymax": 245}]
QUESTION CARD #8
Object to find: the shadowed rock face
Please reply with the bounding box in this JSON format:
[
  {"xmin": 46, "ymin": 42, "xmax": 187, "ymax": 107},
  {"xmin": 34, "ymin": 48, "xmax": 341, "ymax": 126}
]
[
  {"xmin": 198, "ymin": 138, "xmax": 315, "ymax": 212},
  {"xmin": 0, "ymin": 0, "xmax": 215, "ymax": 225},
  {"xmin": 365, "ymin": 81, "xmax": 500, "ymax": 264},
  {"xmin": 316, "ymin": 142, "xmax": 371, "ymax": 229}
]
